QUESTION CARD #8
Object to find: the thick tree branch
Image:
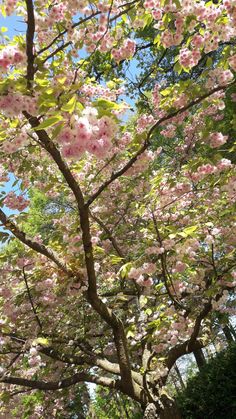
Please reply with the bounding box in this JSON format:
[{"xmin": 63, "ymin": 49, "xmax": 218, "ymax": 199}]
[
  {"xmin": 0, "ymin": 208, "xmax": 71, "ymax": 275},
  {"xmin": 79, "ymin": 206, "xmax": 135, "ymax": 396},
  {"xmin": 22, "ymin": 113, "xmax": 135, "ymax": 397},
  {"xmin": 0, "ymin": 372, "xmax": 119, "ymax": 391}
]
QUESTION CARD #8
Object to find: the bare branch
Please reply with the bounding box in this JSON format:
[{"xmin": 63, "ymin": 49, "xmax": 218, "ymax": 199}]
[
  {"xmin": 22, "ymin": 266, "xmax": 42, "ymax": 330},
  {"xmin": 25, "ymin": 0, "xmax": 35, "ymax": 88},
  {"xmin": 1, "ymin": 372, "xmax": 120, "ymax": 391}
]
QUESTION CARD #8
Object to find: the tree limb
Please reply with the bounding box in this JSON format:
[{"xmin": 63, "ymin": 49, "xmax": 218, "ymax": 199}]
[
  {"xmin": 0, "ymin": 372, "xmax": 119, "ymax": 391},
  {"xmin": 86, "ymin": 82, "xmax": 235, "ymax": 206},
  {"xmin": 0, "ymin": 208, "xmax": 72, "ymax": 276},
  {"xmin": 25, "ymin": 0, "xmax": 35, "ymax": 88}
]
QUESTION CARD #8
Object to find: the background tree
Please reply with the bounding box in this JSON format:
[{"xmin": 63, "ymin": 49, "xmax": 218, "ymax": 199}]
[{"xmin": 176, "ymin": 343, "xmax": 236, "ymax": 419}]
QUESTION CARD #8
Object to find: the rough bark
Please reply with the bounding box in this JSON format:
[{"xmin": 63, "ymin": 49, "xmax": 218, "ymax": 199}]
[
  {"xmin": 193, "ymin": 348, "xmax": 206, "ymax": 370},
  {"xmin": 144, "ymin": 399, "xmax": 182, "ymax": 419},
  {"xmin": 144, "ymin": 403, "xmax": 158, "ymax": 419},
  {"xmin": 223, "ymin": 325, "xmax": 234, "ymax": 343}
]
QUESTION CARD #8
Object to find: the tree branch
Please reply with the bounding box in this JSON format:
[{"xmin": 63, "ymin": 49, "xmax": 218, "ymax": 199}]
[
  {"xmin": 1, "ymin": 372, "xmax": 119, "ymax": 391},
  {"xmin": 86, "ymin": 82, "xmax": 235, "ymax": 206},
  {"xmin": 23, "ymin": 112, "xmax": 85, "ymax": 211},
  {"xmin": 22, "ymin": 266, "xmax": 42, "ymax": 330},
  {"xmin": 25, "ymin": 0, "xmax": 35, "ymax": 88},
  {"xmin": 22, "ymin": 112, "xmax": 135, "ymax": 398},
  {"xmin": 90, "ymin": 210, "xmax": 125, "ymax": 258},
  {"xmin": 0, "ymin": 208, "xmax": 72, "ymax": 276}
]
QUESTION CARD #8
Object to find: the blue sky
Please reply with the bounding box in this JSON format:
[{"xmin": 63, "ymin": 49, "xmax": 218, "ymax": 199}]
[
  {"xmin": 0, "ymin": 15, "xmax": 26, "ymax": 220},
  {"xmin": 0, "ymin": 13, "xmax": 26, "ymax": 37}
]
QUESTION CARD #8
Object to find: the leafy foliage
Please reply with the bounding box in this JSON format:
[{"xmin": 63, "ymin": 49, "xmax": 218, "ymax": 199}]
[{"xmin": 177, "ymin": 344, "xmax": 236, "ymax": 419}]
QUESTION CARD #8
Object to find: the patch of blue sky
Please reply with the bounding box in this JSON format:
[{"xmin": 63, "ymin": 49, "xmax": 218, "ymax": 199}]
[
  {"xmin": 0, "ymin": 174, "xmax": 24, "ymax": 235},
  {"xmin": 0, "ymin": 13, "xmax": 26, "ymax": 38},
  {"xmin": 0, "ymin": 15, "xmax": 27, "ymax": 223}
]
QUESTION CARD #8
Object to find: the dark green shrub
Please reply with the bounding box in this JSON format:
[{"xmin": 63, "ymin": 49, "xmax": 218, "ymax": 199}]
[{"xmin": 177, "ymin": 344, "xmax": 236, "ymax": 419}]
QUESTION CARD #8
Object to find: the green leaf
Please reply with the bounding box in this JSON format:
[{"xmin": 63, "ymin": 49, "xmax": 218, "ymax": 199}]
[
  {"xmin": 206, "ymin": 57, "xmax": 213, "ymax": 67},
  {"xmin": 34, "ymin": 337, "xmax": 50, "ymax": 347},
  {"xmin": 34, "ymin": 116, "xmax": 64, "ymax": 131},
  {"xmin": 110, "ymin": 255, "xmax": 123, "ymax": 264},
  {"xmin": 76, "ymin": 101, "xmax": 84, "ymax": 112},
  {"xmin": 179, "ymin": 225, "xmax": 198, "ymax": 238},
  {"xmin": 140, "ymin": 295, "xmax": 148, "ymax": 308},
  {"xmin": 94, "ymin": 98, "xmax": 116, "ymax": 109},
  {"xmin": 126, "ymin": 329, "xmax": 134, "ymax": 338},
  {"xmin": 119, "ymin": 262, "xmax": 132, "ymax": 279},
  {"xmin": 1, "ymin": 5, "xmax": 6, "ymax": 18},
  {"xmin": 51, "ymin": 122, "xmax": 64, "ymax": 139},
  {"xmin": 61, "ymin": 95, "xmax": 77, "ymax": 113},
  {"xmin": 145, "ymin": 308, "xmax": 152, "ymax": 316},
  {"xmin": 174, "ymin": 61, "xmax": 182, "ymax": 75},
  {"xmin": 154, "ymin": 34, "xmax": 161, "ymax": 45},
  {"xmin": 160, "ymin": 87, "xmax": 172, "ymax": 96}
]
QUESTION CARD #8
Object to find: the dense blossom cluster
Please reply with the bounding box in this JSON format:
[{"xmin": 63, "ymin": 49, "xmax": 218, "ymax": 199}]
[
  {"xmin": 112, "ymin": 38, "xmax": 136, "ymax": 62},
  {"xmin": 0, "ymin": 46, "xmax": 26, "ymax": 71},
  {"xmin": 3, "ymin": 192, "xmax": 29, "ymax": 211},
  {"xmin": 0, "ymin": 93, "xmax": 37, "ymax": 117},
  {"xmin": 57, "ymin": 108, "xmax": 118, "ymax": 159}
]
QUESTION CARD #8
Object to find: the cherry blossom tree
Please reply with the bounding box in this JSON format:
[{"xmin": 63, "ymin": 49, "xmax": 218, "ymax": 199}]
[{"xmin": 0, "ymin": 0, "xmax": 235, "ymax": 417}]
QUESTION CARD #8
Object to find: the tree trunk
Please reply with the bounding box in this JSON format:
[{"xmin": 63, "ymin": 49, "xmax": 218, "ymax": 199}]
[
  {"xmin": 193, "ymin": 348, "xmax": 206, "ymax": 370},
  {"xmin": 160, "ymin": 396, "xmax": 182, "ymax": 419},
  {"xmin": 223, "ymin": 325, "xmax": 234, "ymax": 343},
  {"xmin": 174, "ymin": 363, "xmax": 185, "ymax": 390},
  {"xmin": 144, "ymin": 403, "xmax": 158, "ymax": 419},
  {"xmin": 144, "ymin": 399, "xmax": 182, "ymax": 419}
]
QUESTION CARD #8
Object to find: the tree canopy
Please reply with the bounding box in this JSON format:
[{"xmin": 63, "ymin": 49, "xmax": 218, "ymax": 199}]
[{"xmin": 0, "ymin": 0, "xmax": 235, "ymax": 417}]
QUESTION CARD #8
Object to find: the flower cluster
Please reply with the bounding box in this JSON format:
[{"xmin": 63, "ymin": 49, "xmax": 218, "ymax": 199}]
[
  {"xmin": 0, "ymin": 165, "xmax": 9, "ymax": 183},
  {"xmin": 4, "ymin": 0, "xmax": 17, "ymax": 16},
  {"xmin": 179, "ymin": 48, "xmax": 201, "ymax": 69},
  {"xmin": 57, "ymin": 108, "xmax": 117, "ymax": 159},
  {"xmin": 28, "ymin": 347, "xmax": 42, "ymax": 367},
  {"xmin": 3, "ymin": 192, "xmax": 29, "ymax": 211},
  {"xmin": 128, "ymin": 263, "xmax": 156, "ymax": 287},
  {"xmin": 2, "ymin": 130, "xmax": 29, "ymax": 154},
  {"xmin": 112, "ymin": 39, "xmax": 136, "ymax": 62},
  {"xmin": 136, "ymin": 114, "xmax": 155, "ymax": 134},
  {"xmin": 209, "ymin": 132, "xmax": 228, "ymax": 148},
  {"xmin": 206, "ymin": 68, "xmax": 234, "ymax": 89},
  {"xmin": 0, "ymin": 46, "xmax": 26, "ymax": 70},
  {"xmin": 0, "ymin": 93, "xmax": 37, "ymax": 117}
]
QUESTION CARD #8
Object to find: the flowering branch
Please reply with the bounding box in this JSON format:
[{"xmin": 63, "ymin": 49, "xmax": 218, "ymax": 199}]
[
  {"xmin": 86, "ymin": 81, "xmax": 235, "ymax": 206},
  {"xmin": 0, "ymin": 208, "xmax": 72, "ymax": 275}
]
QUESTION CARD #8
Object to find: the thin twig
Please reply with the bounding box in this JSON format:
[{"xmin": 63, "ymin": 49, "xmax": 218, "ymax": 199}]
[{"xmin": 22, "ymin": 266, "xmax": 42, "ymax": 330}]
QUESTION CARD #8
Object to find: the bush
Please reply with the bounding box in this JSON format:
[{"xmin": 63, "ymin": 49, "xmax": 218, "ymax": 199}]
[{"xmin": 177, "ymin": 344, "xmax": 236, "ymax": 419}]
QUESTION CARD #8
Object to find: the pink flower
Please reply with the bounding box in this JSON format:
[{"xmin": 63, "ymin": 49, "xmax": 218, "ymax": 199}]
[
  {"xmin": 209, "ymin": 132, "xmax": 228, "ymax": 148},
  {"xmin": 3, "ymin": 192, "xmax": 29, "ymax": 211}
]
